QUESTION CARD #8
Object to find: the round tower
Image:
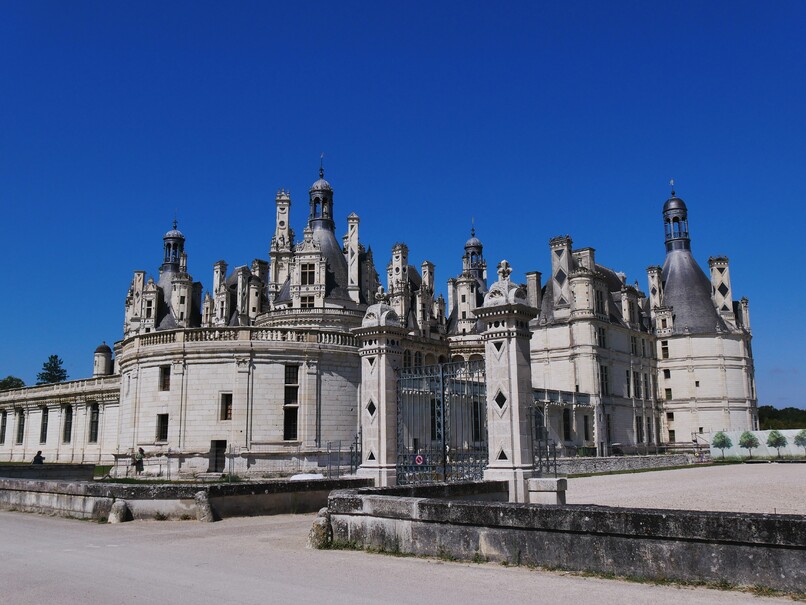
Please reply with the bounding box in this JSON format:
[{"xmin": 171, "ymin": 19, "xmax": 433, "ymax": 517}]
[
  {"xmin": 93, "ymin": 342, "xmax": 113, "ymax": 377},
  {"xmin": 308, "ymin": 165, "xmax": 335, "ymax": 232}
]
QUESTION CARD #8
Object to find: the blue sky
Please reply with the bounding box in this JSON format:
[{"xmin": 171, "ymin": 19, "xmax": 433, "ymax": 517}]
[{"xmin": 1, "ymin": 1, "xmax": 804, "ymax": 407}]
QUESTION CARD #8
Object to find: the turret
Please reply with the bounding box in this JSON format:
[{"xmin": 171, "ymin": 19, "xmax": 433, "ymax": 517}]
[
  {"xmin": 161, "ymin": 220, "xmax": 185, "ymax": 274},
  {"xmin": 308, "ymin": 165, "xmax": 335, "ymax": 232},
  {"xmin": 663, "ymin": 181, "xmax": 690, "ymax": 252},
  {"xmin": 93, "ymin": 342, "xmax": 113, "ymax": 377}
]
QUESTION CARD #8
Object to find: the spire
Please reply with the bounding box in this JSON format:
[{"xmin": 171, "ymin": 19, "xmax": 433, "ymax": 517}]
[{"xmin": 320, "ymin": 152, "xmax": 324, "ymax": 179}]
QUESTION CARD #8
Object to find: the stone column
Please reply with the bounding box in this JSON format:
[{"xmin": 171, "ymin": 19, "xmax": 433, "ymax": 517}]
[
  {"xmin": 474, "ymin": 260, "xmax": 538, "ymax": 503},
  {"xmin": 353, "ymin": 299, "xmax": 405, "ymax": 487}
]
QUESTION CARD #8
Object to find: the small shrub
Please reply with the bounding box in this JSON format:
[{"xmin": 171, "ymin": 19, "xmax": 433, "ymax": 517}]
[
  {"xmin": 738, "ymin": 431, "xmax": 759, "ymax": 459},
  {"xmin": 153, "ymin": 512, "xmax": 169, "ymax": 521}
]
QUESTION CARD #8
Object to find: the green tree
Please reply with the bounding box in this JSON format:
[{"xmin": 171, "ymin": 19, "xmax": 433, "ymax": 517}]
[
  {"xmin": 36, "ymin": 355, "xmax": 68, "ymax": 385},
  {"xmin": 0, "ymin": 376, "xmax": 25, "ymax": 390},
  {"xmin": 712, "ymin": 431, "xmax": 732, "ymax": 459},
  {"xmin": 766, "ymin": 430, "xmax": 788, "ymax": 459},
  {"xmin": 738, "ymin": 431, "xmax": 759, "ymax": 459},
  {"xmin": 794, "ymin": 429, "xmax": 806, "ymax": 456}
]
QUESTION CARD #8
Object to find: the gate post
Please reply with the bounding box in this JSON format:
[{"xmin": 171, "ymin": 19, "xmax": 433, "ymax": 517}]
[
  {"xmin": 474, "ymin": 261, "xmax": 538, "ymax": 503},
  {"xmin": 353, "ymin": 300, "xmax": 405, "ymax": 487}
]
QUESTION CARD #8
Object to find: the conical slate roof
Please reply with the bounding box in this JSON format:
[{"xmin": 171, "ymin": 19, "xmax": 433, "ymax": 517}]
[{"xmin": 661, "ymin": 249, "xmax": 726, "ymax": 335}]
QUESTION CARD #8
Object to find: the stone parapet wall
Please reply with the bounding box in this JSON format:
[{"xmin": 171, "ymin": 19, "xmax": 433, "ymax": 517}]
[
  {"xmin": 0, "ymin": 464, "xmax": 96, "ymax": 481},
  {"xmin": 326, "ymin": 484, "xmax": 806, "ymax": 592},
  {"xmin": 0, "ymin": 477, "xmax": 372, "ymax": 521},
  {"xmin": 555, "ymin": 453, "xmax": 694, "ymax": 475}
]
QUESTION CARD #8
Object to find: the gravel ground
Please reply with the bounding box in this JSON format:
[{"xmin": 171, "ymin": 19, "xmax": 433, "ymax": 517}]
[{"xmin": 566, "ymin": 462, "xmax": 806, "ymax": 514}]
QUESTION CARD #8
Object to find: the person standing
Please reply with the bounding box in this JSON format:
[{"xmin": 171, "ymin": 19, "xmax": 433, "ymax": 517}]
[
  {"xmin": 133, "ymin": 447, "xmax": 145, "ymax": 475},
  {"xmin": 31, "ymin": 451, "xmax": 45, "ymax": 464}
]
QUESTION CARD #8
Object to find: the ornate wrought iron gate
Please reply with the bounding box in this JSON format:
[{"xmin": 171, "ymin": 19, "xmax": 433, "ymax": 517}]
[{"xmin": 396, "ymin": 359, "xmax": 487, "ymax": 485}]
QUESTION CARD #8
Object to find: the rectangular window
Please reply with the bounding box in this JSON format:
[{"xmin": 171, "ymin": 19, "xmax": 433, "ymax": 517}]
[
  {"xmin": 471, "ymin": 399, "xmax": 483, "ymax": 442},
  {"xmin": 663, "ymin": 369, "xmax": 671, "ymax": 379},
  {"xmin": 461, "ymin": 294, "xmax": 466, "ymax": 303},
  {"xmin": 596, "ymin": 327, "xmax": 607, "ymax": 348},
  {"xmin": 625, "ymin": 370, "xmax": 631, "ymax": 397},
  {"xmin": 180, "ymin": 295, "xmax": 186, "ymax": 304},
  {"xmin": 156, "ymin": 414, "xmax": 169, "ymax": 441},
  {"xmin": 300, "ymin": 295, "xmax": 314, "ymax": 309},
  {"xmin": 146, "ymin": 299, "xmax": 153, "ymax": 319},
  {"xmin": 283, "ymin": 365, "xmax": 300, "ymax": 441},
  {"xmin": 594, "ymin": 290, "xmax": 605, "ymax": 315},
  {"xmin": 598, "ymin": 364, "xmax": 609, "ymax": 395},
  {"xmin": 636, "ymin": 416, "xmax": 644, "ymax": 443},
  {"xmin": 661, "ymin": 340, "xmax": 669, "ymax": 359},
  {"xmin": 300, "ymin": 263, "xmax": 315, "ymax": 286},
  {"xmin": 39, "ymin": 406, "xmax": 49, "ymax": 444},
  {"xmin": 88, "ymin": 404, "xmax": 99, "ymax": 443},
  {"xmin": 669, "ymin": 429, "xmax": 676, "ymax": 443},
  {"xmin": 666, "ymin": 412, "xmax": 674, "ymax": 421},
  {"xmin": 665, "ymin": 387, "xmax": 673, "ymax": 400},
  {"xmin": 695, "ymin": 380, "xmax": 700, "ymax": 387},
  {"xmin": 641, "ymin": 339, "xmax": 647, "ymax": 357},
  {"xmin": 633, "ymin": 372, "xmax": 642, "ymax": 399},
  {"xmin": 562, "ymin": 408, "xmax": 571, "ymax": 441},
  {"xmin": 583, "ymin": 415, "xmax": 590, "ymax": 441},
  {"xmin": 661, "ymin": 318, "xmax": 667, "ymax": 328},
  {"xmin": 159, "ymin": 365, "xmax": 171, "ymax": 391},
  {"xmin": 630, "ymin": 336, "xmax": 638, "ymax": 356},
  {"xmin": 0, "ymin": 411, "xmax": 6, "ymax": 444},
  {"xmin": 63, "ymin": 405, "xmax": 73, "ymax": 443},
  {"xmin": 646, "ymin": 416, "xmax": 653, "ymax": 443},
  {"xmin": 220, "ymin": 393, "xmax": 233, "ymax": 420},
  {"xmin": 643, "ymin": 374, "xmax": 650, "ymax": 400},
  {"xmin": 15, "ymin": 409, "xmax": 25, "ymax": 445}
]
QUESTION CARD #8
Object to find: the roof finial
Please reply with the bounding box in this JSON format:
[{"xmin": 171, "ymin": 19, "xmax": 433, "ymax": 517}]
[
  {"xmin": 669, "ymin": 178, "xmax": 675, "ymax": 197},
  {"xmin": 320, "ymin": 152, "xmax": 324, "ymax": 179},
  {"xmin": 471, "ymin": 216, "xmax": 475, "ymax": 238}
]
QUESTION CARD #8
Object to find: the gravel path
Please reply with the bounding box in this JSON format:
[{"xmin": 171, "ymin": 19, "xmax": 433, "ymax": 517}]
[{"xmin": 566, "ymin": 463, "xmax": 806, "ymax": 514}]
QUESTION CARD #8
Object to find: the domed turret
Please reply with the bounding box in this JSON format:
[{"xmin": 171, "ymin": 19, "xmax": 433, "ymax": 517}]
[
  {"xmin": 662, "ymin": 181, "xmax": 690, "ymax": 252},
  {"xmin": 93, "ymin": 341, "xmax": 113, "ymax": 377},
  {"xmin": 162, "ymin": 219, "xmax": 186, "ymax": 273}
]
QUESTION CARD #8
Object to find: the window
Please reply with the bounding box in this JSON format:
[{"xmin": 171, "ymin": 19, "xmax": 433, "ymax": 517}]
[
  {"xmin": 40, "ymin": 406, "xmax": 49, "ymax": 444},
  {"xmin": 180, "ymin": 295, "xmax": 185, "ymax": 304},
  {"xmin": 669, "ymin": 429, "xmax": 676, "ymax": 442},
  {"xmin": 663, "ymin": 369, "xmax": 671, "ymax": 379},
  {"xmin": 661, "ymin": 318, "xmax": 667, "ymax": 328},
  {"xmin": 595, "ymin": 327, "xmax": 607, "ymax": 348},
  {"xmin": 15, "ymin": 409, "xmax": 25, "ymax": 444},
  {"xmin": 283, "ymin": 365, "xmax": 299, "ymax": 441},
  {"xmin": 220, "ymin": 393, "xmax": 233, "ymax": 420},
  {"xmin": 695, "ymin": 380, "xmax": 700, "ymax": 387},
  {"xmin": 159, "ymin": 365, "xmax": 171, "ymax": 391},
  {"xmin": 471, "ymin": 399, "xmax": 483, "ymax": 442},
  {"xmin": 641, "ymin": 339, "xmax": 647, "ymax": 357},
  {"xmin": 633, "ymin": 372, "xmax": 642, "ymax": 399},
  {"xmin": 636, "ymin": 416, "xmax": 644, "ymax": 443},
  {"xmin": 156, "ymin": 414, "xmax": 169, "ymax": 441},
  {"xmin": 594, "ymin": 290, "xmax": 605, "ymax": 315},
  {"xmin": 645, "ymin": 416, "xmax": 652, "ymax": 443},
  {"xmin": 630, "ymin": 336, "xmax": 638, "ymax": 356},
  {"xmin": 562, "ymin": 408, "xmax": 571, "ymax": 441},
  {"xmin": 661, "ymin": 341, "xmax": 669, "ymax": 359},
  {"xmin": 665, "ymin": 387, "xmax": 673, "ymax": 400},
  {"xmin": 300, "ymin": 263, "xmax": 315, "ymax": 285},
  {"xmin": 146, "ymin": 299, "xmax": 153, "ymax": 319},
  {"xmin": 643, "ymin": 374, "xmax": 650, "ymax": 400},
  {"xmin": 461, "ymin": 294, "xmax": 466, "ymax": 303},
  {"xmin": 88, "ymin": 404, "xmax": 99, "ymax": 443},
  {"xmin": 414, "ymin": 352, "xmax": 422, "ymax": 368},
  {"xmin": 583, "ymin": 415, "xmax": 590, "ymax": 441},
  {"xmin": 0, "ymin": 411, "xmax": 6, "ymax": 444},
  {"xmin": 598, "ymin": 364, "xmax": 609, "ymax": 395},
  {"xmin": 63, "ymin": 405, "xmax": 73, "ymax": 443},
  {"xmin": 403, "ymin": 350, "xmax": 411, "ymax": 369},
  {"xmin": 666, "ymin": 412, "xmax": 674, "ymax": 421},
  {"xmin": 300, "ymin": 295, "xmax": 314, "ymax": 309}
]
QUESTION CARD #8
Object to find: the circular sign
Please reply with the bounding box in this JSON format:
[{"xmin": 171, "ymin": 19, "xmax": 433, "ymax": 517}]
[{"xmin": 414, "ymin": 454, "xmax": 424, "ymax": 465}]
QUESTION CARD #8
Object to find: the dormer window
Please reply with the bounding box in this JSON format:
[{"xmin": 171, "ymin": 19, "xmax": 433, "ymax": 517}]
[{"xmin": 301, "ymin": 263, "xmax": 315, "ymax": 286}]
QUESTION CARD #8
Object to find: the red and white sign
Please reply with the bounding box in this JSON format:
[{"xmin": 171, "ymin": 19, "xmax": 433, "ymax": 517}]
[{"xmin": 414, "ymin": 454, "xmax": 424, "ymax": 465}]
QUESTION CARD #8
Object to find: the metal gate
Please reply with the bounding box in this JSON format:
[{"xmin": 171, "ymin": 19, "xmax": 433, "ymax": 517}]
[{"xmin": 396, "ymin": 359, "xmax": 487, "ymax": 485}]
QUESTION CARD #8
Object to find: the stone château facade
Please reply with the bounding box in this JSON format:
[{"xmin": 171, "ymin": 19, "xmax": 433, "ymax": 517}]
[{"xmin": 0, "ymin": 172, "xmax": 757, "ymax": 475}]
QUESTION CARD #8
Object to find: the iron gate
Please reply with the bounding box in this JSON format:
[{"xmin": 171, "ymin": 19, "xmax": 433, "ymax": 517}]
[{"xmin": 396, "ymin": 359, "xmax": 487, "ymax": 485}]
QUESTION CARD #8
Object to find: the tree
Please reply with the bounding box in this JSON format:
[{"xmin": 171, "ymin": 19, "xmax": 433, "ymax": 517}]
[
  {"xmin": 712, "ymin": 431, "xmax": 732, "ymax": 459},
  {"xmin": 36, "ymin": 355, "xmax": 68, "ymax": 385},
  {"xmin": 0, "ymin": 376, "xmax": 25, "ymax": 390},
  {"xmin": 766, "ymin": 430, "xmax": 788, "ymax": 459},
  {"xmin": 738, "ymin": 431, "xmax": 759, "ymax": 459},
  {"xmin": 794, "ymin": 429, "xmax": 806, "ymax": 456}
]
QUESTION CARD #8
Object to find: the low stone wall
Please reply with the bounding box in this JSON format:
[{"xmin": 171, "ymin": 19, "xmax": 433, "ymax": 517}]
[
  {"xmin": 0, "ymin": 464, "xmax": 96, "ymax": 481},
  {"xmin": 557, "ymin": 453, "xmax": 694, "ymax": 475},
  {"xmin": 0, "ymin": 477, "xmax": 372, "ymax": 521},
  {"xmin": 326, "ymin": 484, "xmax": 806, "ymax": 592}
]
